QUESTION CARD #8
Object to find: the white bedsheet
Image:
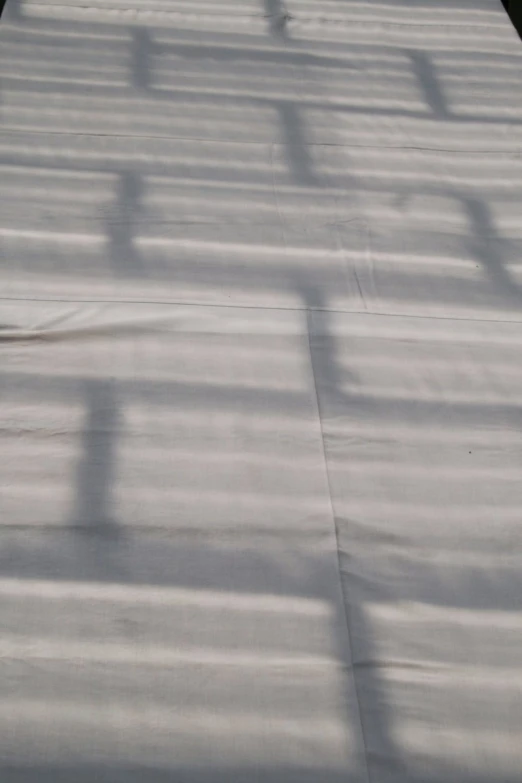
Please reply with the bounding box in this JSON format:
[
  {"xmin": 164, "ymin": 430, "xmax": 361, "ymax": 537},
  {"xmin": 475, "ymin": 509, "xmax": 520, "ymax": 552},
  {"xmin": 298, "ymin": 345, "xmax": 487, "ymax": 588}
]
[{"xmin": 1, "ymin": 1, "xmax": 521, "ymax": 781}]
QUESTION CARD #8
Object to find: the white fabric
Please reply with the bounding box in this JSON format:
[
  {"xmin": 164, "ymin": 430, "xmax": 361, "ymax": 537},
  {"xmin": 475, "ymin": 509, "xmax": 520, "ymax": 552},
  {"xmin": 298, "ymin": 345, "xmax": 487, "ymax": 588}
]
[{"xmin": 1, "ymin": 1, "xmax": 521, "ymax": 781}]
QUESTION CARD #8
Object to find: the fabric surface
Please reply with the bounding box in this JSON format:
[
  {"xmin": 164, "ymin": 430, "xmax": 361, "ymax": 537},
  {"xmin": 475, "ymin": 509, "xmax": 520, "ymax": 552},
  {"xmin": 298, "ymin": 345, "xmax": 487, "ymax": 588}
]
[{"xmin": 1, "ymin": 1, "xmax": 521, "ymax": 781}]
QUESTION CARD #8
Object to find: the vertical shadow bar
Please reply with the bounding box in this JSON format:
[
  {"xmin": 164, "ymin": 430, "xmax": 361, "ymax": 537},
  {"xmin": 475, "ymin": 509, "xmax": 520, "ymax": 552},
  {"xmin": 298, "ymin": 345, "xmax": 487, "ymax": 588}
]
[
  {"xmin": 262, "ymin": 0, "xmax": 290, "ymax": 40},
  {"xmin": 463, "ymin": 195, "xmax": 522, "ymax": 301},
  {"xmin": 276, "ymin": 101, "xmax": 320, "ymax": 186},
  {"xmin": 106, "ymin": 170, "xmax": 145, "ymax": 277},
  {"xmin": 408, "ymin": 49, "xmax": 449, "ymax": 119},
  {"xmin": 131, "ymin": 26, "xmax": 152, "ymax": 90},
  {"xmin": 72, "ymin": 379, "xmax": 120, "ymax": 537}
]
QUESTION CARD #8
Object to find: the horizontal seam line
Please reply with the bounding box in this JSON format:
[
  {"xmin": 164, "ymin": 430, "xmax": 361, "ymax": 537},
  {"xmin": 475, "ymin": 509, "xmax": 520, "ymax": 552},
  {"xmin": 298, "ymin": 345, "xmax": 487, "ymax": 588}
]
[
  {"xmin": 1, "ymin": 128, "xmax": 521, "ymax": 155},
  {"xmin": 2, "ymin": 296, "xmax": 522, "ymax": 326}
]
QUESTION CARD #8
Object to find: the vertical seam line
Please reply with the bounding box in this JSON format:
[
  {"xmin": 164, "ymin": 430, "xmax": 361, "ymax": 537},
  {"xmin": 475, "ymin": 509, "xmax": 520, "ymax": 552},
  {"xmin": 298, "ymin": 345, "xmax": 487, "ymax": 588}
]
[{"xmin": 305, "ymin": 310, "xmax": 372, "ymax": 783}]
